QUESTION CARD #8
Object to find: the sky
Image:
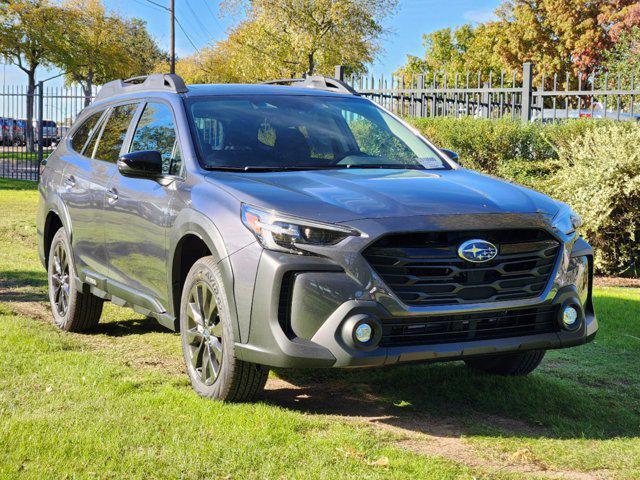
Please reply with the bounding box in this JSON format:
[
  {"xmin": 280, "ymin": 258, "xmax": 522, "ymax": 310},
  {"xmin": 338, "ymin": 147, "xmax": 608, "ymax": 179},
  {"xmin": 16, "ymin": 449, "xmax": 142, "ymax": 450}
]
[{"xmin": 1, "ymin": 0, "xmax": 501, "ymax": 87}]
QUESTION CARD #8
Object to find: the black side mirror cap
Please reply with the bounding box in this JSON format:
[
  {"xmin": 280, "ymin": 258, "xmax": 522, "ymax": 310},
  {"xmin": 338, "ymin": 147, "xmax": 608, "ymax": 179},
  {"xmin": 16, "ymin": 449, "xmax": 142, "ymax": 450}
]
[
  {"xmin": 118, "ymin": 150, "xmax": 163, "ymax": 178},
  {"xmin": 440, "ymin": 149, "xmax": 459, "ymax": 161}
]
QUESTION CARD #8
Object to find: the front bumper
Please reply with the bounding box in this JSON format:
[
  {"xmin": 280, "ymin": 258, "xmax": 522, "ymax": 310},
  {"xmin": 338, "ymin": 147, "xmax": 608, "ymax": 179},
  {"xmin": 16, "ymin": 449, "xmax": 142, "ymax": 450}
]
[{"xmin": 234, "ymin": 214, "xmax": 597, "ymax": 368}]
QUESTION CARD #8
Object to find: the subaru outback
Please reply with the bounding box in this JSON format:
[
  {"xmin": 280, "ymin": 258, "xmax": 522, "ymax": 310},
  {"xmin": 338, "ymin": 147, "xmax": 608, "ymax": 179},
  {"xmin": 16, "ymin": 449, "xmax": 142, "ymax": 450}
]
[{"xmin": 37, "ymin": 74, "xmax": 597, "ymax": 402}]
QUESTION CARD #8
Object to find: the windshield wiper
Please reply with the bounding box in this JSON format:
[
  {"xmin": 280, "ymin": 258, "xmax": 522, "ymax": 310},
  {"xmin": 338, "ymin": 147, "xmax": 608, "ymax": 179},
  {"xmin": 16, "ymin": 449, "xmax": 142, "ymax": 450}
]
[
  {"xmin": 204, "ymin": 164, "xmax": 427, "ymax": 172},
  {"xmin": 204, "ymin": 165, "xmax": 337, "ymax": 172},
  {"xmin": 339, "ymin": 164, "xmax": 425, "ymax": 170}
]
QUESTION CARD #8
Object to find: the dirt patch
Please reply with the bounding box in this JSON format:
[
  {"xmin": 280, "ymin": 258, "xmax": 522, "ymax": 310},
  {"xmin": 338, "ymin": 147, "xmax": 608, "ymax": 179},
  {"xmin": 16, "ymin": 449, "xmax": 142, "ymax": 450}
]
[
  {"xmin": 0, "ymin": 297, "xmax": 184, "ymax": 375},
  {"xmin": 263, "ymin": 377, "xmax": 613, "ymax": 480},
  {"xmin": 0, "ymin": 298, "xmax": 50, "ymax": 320},
  {"xmin": 594, "ymin": 276, "xmax": 640, "ymax": 289}
]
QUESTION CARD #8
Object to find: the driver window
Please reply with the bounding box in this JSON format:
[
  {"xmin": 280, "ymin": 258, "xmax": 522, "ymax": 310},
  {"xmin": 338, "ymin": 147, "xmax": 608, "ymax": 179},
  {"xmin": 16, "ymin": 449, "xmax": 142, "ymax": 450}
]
[{"xmin": 130, "ymin": 102, "xmax": 182, "ymax": 175}]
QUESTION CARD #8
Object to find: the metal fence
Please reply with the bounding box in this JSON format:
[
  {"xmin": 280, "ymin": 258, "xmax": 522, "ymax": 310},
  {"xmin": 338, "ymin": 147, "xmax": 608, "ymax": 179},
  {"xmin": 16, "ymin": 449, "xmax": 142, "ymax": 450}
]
[
  {"xmin": 0, "ymin": 84, "xmax": 95, "ymax": 182},
  {"xmin": 340, "ymin": 63, "xmax": 640, "ymax": 123},
  {"xmin": 2, "ymin": 63, "xmax": 639, "ymax": 183}
]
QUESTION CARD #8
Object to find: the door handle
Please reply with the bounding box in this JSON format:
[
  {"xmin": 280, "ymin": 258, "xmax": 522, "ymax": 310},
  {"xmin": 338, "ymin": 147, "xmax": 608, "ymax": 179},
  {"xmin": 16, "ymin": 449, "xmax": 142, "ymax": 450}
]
[
  {"xmin": 63, "ymin": 175, "xmax": 75, "ymax": 187},
  {"xmin": 106, "ymin": 188, "xmax": 118, "ymax": 203}
]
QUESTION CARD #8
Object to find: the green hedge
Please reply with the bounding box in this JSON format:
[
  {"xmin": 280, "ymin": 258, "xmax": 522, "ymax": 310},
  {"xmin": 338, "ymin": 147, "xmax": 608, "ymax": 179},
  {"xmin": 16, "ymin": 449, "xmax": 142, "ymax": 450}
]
[{"xmin": 408, "ymin": 117, "xmax": 640, "ymax": 277}]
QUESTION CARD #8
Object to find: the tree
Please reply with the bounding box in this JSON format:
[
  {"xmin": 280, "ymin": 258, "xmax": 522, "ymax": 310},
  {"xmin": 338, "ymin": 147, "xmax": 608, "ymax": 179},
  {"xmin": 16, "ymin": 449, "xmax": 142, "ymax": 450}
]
[
  {"xmin": 495, "ymin": 0, "xmax": 640, "ymax": 77},
  {"xmin": 58, "ymin": 0, "xmax": 165, "ymax": 106},
  {"xmin": 0, "ymin": 0, "xmax": 69, "ymax": 150},
  {"xmin": 177, "ymin": 0, "xmax": 397, "ymax": 83},
  {"xmin": 604, "ymin": 27, "xmax": 640, "ymax": 78},
  {"xmin": 396, "ymin": 24, "xmax": 503, "ymax": 79},
  {"xmin": 398, "ymin": 0, "xmax": 640, "ymax": 83}
]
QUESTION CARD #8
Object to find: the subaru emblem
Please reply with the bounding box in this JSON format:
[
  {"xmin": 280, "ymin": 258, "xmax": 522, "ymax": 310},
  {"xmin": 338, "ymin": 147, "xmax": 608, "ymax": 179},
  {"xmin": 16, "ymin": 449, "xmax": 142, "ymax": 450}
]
[{"xmin": 458, "ymin": 239, "xmax": 498, "ymax": 263}]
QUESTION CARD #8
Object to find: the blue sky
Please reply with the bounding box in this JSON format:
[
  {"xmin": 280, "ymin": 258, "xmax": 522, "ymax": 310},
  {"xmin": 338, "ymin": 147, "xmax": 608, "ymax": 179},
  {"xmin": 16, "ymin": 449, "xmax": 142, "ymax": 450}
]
[{"xmin": 1, "ymin": 0, "xmax": 500, "ymax": 87}]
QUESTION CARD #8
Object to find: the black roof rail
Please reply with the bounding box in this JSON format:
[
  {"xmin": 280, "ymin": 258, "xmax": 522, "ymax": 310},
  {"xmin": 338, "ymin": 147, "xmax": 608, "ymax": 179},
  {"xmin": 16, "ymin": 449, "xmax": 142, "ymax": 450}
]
[
  {"xmin": 261, "ymin": 75, "xmax": 357, "ymax": 95},
  {"xmin": 95, "ymin": 73, "xmax": 188, "ymax": 101}
]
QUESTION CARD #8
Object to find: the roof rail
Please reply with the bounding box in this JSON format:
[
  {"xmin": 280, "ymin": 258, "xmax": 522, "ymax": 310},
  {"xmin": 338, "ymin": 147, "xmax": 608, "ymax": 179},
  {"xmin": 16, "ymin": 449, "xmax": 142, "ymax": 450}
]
[
  {"xmin": 261, "ymin": 75, "xmax": 357, "ymax": 95},
  {"xmin": 95, "ymin": 73, "xmax": 188, "ymax": 101}
]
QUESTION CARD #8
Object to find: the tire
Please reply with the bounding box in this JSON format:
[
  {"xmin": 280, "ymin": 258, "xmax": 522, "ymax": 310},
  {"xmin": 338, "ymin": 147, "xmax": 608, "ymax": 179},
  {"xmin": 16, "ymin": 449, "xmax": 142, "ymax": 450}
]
[
  {"xmin": 180, "ymin": 256, "xmax": 268, "ymax": 402},
  {"xmin": 47, "ymin": 228, "xmax": 103, "ymax": 332},
  {"xmin": 464, "ymin": 350, "xmax": 546, "ymax": 376}
]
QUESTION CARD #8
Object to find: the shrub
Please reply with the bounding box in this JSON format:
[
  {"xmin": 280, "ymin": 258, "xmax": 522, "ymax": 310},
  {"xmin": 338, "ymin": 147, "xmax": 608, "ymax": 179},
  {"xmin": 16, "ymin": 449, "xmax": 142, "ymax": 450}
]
[
  {"xmin": 409, "ymin": 117, "xmax": 556, "ymax": 173},
  {"xmin": 554, "ymin": 123, "xmax": 640, "ymax": 276},
  {"xmin": 408, "ymin": 117, "xmax": 607, "ymax": 174},
  {"xmin": 495, "ymin": 158, "xmax": 559, "ymax": 194}
]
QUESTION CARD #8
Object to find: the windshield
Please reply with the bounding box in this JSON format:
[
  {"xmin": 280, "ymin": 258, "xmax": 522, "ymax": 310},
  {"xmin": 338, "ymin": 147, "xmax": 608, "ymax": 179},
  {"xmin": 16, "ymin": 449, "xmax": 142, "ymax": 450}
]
[{"xmin": 186, "ymin": 95, "xmax": 448, "ymax": 171}]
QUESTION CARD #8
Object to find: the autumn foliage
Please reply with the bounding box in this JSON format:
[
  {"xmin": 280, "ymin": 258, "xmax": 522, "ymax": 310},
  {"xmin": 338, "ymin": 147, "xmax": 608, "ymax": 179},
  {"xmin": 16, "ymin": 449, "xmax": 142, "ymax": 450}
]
[{"xmin": 399, "ymin": 0, "xmax": 640, "ymax": 79}]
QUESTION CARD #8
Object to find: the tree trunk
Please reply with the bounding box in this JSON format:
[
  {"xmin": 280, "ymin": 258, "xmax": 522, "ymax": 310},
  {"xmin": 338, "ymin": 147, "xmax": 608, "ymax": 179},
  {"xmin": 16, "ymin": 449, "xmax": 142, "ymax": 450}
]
[
  {"xmin": 83, "ymin": 69, "xmax": 94, "ymax": 107},
  {"xmin": 25, "ymin": 71, "xmax": 36, "ymax": 153},
  {"xmin": 307, "ymin": 52, "xmax": 315, "ymax": 76}
]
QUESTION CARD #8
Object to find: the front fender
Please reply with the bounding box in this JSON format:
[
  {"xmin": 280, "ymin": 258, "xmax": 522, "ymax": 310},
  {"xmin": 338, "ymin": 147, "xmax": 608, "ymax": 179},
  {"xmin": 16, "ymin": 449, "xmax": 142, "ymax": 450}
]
[{"xmin": 168, "ymin": 208, "xmax": 241, "ymax": 339}]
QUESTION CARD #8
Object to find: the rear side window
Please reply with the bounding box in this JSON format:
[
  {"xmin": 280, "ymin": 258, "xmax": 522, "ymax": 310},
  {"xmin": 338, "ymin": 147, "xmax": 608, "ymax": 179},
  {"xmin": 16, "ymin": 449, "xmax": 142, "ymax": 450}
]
[
  {"xmin": 94, "ymin": 103, "xmax": 138, "ymax": 163},
  {"xmin": 71, "ymin": 112, "xmax": 103, "ymax": 154},
  {"xmin": 130, "ymin": 102, "xmax": 182, "ymax": 175}
]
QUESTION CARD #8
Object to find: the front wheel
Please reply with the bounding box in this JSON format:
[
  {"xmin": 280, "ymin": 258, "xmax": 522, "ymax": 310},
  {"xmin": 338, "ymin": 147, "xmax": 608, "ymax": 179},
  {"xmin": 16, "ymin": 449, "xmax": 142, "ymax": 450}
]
[
  {"xmin": 464, "ymin": 350, "xmax": 546, "ymax": 376},
  {"xmin": 47, "ymin": 228, "xmax": 103, "ymax": 331},
  {"xmin": 180, "ymin": 256, "xmax": 268, "ymax": 402}
]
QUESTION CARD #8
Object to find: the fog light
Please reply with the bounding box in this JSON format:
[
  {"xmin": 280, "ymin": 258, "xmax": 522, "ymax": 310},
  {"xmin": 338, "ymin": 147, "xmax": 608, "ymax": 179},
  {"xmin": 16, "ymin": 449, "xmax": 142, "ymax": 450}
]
[
  {"xmin": 354, "ymin": 323, "xmax": 373, "ymax": 343},
  {"xmin": 562, "ymin": 306, "xmax": 579, "ymax": 328}
]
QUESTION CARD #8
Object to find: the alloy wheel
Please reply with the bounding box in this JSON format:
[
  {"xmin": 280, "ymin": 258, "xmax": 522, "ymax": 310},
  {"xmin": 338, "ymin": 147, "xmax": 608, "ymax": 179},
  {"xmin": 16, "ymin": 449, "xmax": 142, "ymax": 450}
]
[
  {"xmin": 185, "ymin": 281, "xmax": 223, "ymax": 385},
  {"xmin": 51, "ymin": 242, "xmax": 70, "ymax": 317}
]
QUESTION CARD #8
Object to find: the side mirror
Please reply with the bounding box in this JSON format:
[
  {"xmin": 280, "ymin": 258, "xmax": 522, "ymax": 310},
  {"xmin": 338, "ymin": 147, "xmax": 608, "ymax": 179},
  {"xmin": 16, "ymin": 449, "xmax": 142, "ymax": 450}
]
[
  {"xmin": 440, "ymin": 148, "xmax": 459, "ymax": 161},
  {"xmin": 118, "ymin": 150, "xmax": 163, "ymax": 178}
]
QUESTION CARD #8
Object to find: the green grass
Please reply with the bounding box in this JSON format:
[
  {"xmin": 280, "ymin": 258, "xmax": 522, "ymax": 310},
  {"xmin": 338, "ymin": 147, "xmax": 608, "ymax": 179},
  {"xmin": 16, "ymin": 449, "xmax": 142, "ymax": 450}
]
[
  {"xmin": 1, "ymin": 178, "xmax": 639, "ymax": 479},
  {"xmin": 0, "ymin": 151, "xmax": 47, "ymax": 161}
]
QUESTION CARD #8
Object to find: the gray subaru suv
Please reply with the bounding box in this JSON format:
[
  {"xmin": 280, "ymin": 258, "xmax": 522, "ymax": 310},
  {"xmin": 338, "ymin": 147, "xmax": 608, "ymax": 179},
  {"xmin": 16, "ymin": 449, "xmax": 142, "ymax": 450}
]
[{"xmin": 37, "ymin": 74, "xmax": 597, "ymax": 401}]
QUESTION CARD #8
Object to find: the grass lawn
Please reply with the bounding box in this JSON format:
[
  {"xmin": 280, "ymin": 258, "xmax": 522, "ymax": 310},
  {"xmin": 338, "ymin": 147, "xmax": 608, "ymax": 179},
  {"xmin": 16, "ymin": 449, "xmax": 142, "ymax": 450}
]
[
  {"xmin": 0, "ymin": 151, "xmax": 49, "ymax": 161},
  {"xmin": 1, "ymin": 178, "xmax": 639, "ymax": 479}
]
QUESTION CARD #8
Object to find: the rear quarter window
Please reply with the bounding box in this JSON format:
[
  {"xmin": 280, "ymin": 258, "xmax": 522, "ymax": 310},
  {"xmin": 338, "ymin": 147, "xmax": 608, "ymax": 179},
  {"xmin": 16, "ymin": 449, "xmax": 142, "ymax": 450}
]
[
  {"xmin": 70, "ymin": 112, "xmax": 103, "ymax": 154},
  {"xmin": 93, "ymin": 103, "xmax": 139, "ymax": 163}
]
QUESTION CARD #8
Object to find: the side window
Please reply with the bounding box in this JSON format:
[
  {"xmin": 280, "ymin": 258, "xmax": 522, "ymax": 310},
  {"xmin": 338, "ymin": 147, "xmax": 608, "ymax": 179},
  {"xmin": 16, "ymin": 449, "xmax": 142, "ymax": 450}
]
[
  {"xmin": 70, "ymin": 111, "xmax": 102, "ymax": 154},
  {"xmin": 93, "ymin": 103, "xmax": 138, "ymax": 163},
  {"xmin": 130, "ymin": 102, "xmax": 181, "ymax": 175}
]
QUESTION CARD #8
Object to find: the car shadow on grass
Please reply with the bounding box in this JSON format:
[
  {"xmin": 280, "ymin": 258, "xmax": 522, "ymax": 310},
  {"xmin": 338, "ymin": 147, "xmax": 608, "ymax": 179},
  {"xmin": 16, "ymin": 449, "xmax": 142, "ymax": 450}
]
[
  {"xmin": 266, "ymin": 359, "xmax": 639, "ymax": 441},
  {"xmin": 0, "ymin": 270, "xmax": 169, "ymax": 337},
  {"xmin": 0, "ymin": 270, "xmax": 48, "ymax": 302},
  {"xmin": 94, "ymin": 317, "xmax": 169, "ymax": 337},
  {"xmin": 266, "ymin": 288, "xmax": 640, "ymax": 441}
]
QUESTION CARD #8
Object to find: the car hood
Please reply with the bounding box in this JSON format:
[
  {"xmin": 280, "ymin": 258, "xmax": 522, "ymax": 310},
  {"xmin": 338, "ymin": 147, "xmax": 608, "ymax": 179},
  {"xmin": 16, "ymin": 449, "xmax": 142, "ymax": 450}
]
[{"xmin": 205, "ymin": 168, "xmax": 561, "ymax": 223}]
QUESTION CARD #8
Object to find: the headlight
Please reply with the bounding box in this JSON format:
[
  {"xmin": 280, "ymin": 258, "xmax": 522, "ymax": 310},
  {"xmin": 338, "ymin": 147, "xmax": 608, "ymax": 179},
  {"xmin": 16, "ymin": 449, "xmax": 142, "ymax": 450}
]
[
  {"xmin": 552, "ymin": 205, "xmax": 583, "ymax": 235},
  {"xmin": 241, "ymin": 204, "xmax": 359, "ymax": 254}
]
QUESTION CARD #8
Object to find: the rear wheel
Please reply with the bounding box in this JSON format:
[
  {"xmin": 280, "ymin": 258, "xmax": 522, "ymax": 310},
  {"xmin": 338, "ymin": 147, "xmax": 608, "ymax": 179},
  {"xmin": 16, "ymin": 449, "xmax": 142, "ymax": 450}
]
[
  {"xmin": 180, "ymin": 256, "xmax": 268, "ymax": 402},
  {"xmin": 464, "ymin": 350, "xmax": 545, "ymax": 376},
  {"xmin": 47, "ymin": 228, "xmax": 103, "ymax": 332}
]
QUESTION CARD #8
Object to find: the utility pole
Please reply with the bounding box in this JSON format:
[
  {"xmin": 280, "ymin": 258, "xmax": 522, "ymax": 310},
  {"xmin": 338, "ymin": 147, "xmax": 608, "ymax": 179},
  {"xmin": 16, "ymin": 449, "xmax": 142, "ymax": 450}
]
[{"xmin": 170, "ymin": 0, "xmax": 176, "ymax": 74}]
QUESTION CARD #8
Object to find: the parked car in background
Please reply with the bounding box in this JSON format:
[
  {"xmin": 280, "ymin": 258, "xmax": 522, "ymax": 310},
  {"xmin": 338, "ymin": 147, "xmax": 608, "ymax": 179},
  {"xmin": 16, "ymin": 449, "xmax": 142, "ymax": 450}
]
[
  {"xmin": 532, "ymin": 105, "xmax": 640, "ymax": 123},
  {"xmin": 37, "ymin": 74, "xmax": 597, "ymax": 402},
  {"xmin": 33, "ymin": 120, "xmax": 59, "ymax": 146},
  {"xmin": 13, "ymin": 119, "xmax": 27, "ymax": 146},
  {"xmin": 0, "ymin": 117, "xmax": 16, "ymax": 146}
]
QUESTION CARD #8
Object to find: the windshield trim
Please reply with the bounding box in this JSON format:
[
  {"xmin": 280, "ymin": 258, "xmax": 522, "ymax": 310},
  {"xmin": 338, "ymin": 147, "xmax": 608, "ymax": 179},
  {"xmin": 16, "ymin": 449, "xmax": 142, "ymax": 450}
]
[{"xmin": 183, "ymin": 94, "xmax": 454, "ymax": 172}]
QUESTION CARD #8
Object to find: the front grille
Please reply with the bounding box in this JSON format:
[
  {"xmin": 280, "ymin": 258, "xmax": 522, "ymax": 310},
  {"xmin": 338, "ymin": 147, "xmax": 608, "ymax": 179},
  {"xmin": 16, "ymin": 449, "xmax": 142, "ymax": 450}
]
[
  {"xmin": 380, "ymin": 306, "xmax": 559, "ymax": 347},
  {"xmin": 363, "ymin": 229, "xmax": 560, "ymax": 306}
]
